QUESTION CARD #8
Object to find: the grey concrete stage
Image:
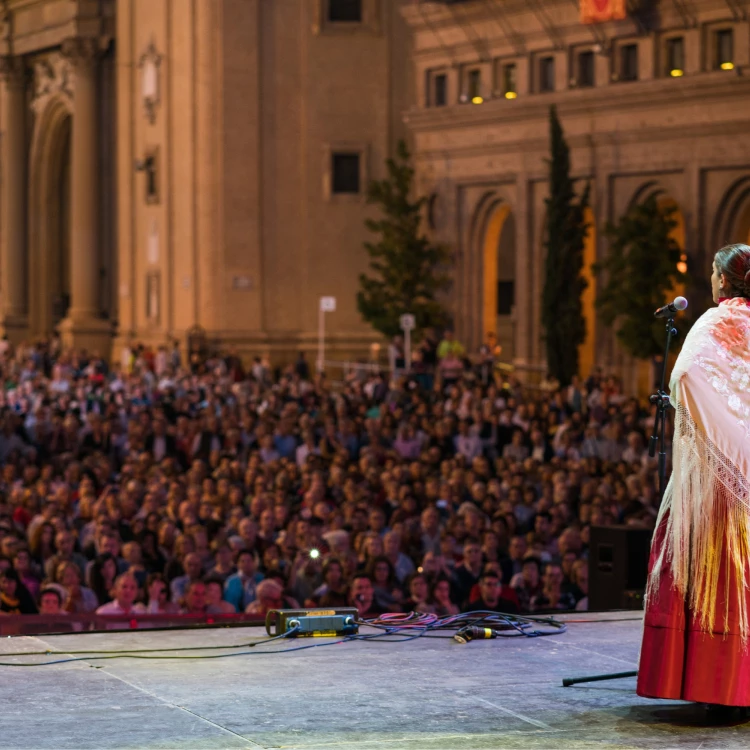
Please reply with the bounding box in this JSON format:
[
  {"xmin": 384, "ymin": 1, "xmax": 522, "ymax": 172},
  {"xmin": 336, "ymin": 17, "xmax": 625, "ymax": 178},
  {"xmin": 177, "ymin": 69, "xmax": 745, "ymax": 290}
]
[{"xmin": 1, "ymin": 611, "xmax": 749, "ymax": 750}]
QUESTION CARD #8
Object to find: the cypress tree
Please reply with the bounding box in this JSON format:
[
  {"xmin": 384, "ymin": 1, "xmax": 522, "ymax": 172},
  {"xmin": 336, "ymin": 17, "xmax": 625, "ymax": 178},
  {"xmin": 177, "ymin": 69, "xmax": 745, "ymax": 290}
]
[{"xmin": 542, "ymin": 105, "xmax": 591, "ymax": 386}]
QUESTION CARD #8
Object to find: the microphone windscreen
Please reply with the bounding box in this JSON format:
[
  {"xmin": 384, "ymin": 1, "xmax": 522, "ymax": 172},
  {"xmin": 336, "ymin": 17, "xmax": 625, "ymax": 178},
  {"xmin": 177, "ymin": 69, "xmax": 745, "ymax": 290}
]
[{"xmin": 674, "ymin": 296, "xmax": 688, "ymax": 311}]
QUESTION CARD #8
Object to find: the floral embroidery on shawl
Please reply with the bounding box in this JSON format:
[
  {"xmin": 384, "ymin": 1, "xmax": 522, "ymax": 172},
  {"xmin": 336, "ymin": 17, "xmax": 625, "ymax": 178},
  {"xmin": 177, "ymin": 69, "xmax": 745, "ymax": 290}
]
[{"xmin": 646, "ymin": 297, "xmax": 750, "ymax": 641}]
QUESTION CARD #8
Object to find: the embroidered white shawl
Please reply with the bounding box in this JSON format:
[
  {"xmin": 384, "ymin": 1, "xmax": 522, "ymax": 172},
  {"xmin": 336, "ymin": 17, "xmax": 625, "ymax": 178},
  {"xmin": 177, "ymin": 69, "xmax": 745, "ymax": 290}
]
[{"xmin": 647, "ymin": 297, "xmax": 750, "ymax": 639}]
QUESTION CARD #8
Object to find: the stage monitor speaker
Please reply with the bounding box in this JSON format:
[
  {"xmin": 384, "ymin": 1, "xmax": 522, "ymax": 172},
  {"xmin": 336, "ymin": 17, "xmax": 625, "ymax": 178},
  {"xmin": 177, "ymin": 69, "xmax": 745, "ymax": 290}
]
[{"xmin": 588, "ymin": 525, "xmax": 653, "ymax": 611}]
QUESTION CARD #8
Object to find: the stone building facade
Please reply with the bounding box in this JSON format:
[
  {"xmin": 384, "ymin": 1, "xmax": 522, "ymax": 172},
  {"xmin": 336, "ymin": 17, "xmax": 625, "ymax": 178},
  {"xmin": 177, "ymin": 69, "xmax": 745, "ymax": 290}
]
[
  {"xmin": 404, "ymin": 0, "xmax": 750, "ymax": 384},
  {"xmin": 2, "ymin": 0, "xmax": 749, "ymax": 380},
  {"xmin": 0, "ymin": 0, "xmax": 411, "ymax": 361}
]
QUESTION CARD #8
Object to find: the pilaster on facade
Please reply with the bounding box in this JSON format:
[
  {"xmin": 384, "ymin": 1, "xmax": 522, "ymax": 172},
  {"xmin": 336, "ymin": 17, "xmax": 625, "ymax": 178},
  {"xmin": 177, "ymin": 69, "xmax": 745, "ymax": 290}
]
[
  {"xmin": 0, "ymin": 55, "xmax": 29, "ymax": 342},
  {"xmin": 58, "ymin": 36, "xmax": 112, "ymax": 354}
]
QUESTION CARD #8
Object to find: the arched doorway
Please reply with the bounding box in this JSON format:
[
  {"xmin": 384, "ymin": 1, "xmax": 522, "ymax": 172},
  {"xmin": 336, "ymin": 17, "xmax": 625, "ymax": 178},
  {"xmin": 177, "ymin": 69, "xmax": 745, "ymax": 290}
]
[
  {"xmin": 482, "ymin": 203, "xmax": 516, "ymax": 361},
  {"xmin": 732, "ymin": 198, "xmax": 750, "ymax": 244},
  {"xmin": 28, "ymin": 98, "xmax": 72, "ymax": 337}
]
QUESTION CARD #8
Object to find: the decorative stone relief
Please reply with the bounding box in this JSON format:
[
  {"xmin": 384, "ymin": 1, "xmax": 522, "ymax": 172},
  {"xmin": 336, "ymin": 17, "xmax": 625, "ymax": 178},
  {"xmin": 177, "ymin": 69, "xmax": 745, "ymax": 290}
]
[
  {"xmin": 139, "ymin": 42, "xmax": 161, "ymax": 125},
  {"xmin": 30, "ymin": 53, "xmax": 73, "ymax": 112}
]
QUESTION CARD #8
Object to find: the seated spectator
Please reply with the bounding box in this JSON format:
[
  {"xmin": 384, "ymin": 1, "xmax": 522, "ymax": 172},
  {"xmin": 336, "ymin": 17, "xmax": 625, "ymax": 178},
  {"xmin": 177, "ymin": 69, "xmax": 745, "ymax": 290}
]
[
  {"xmin": 205, "ymin": 576, "xmax": 237, "ymax": 614},
  {"xmin": 39, "ymin": 586, "xmax": 65, "ymax": 616},
  {"xmin": 56, "ymin": 561, "xmax": 98, "ymax": 614},
  {"xmin": 0, "ymin": 569, "xmax": 38, "ymax": 614},
  {"xmin": 463, "ymin": 569, "xmax": 518, "ymax": 615},
  {"xmin": 224, "ymin": 549, "xmax": 263, "ymax": 611},
  {"xmin": 44, "ymin": 530, "xmax": 87, "ymax": 582},
  {"xmin": 207, "ymin": 542, "xmax": 236, "ymax": 583},
  {"xmin": 170, "ymin": 552, "xmax": 204, "ymax": 603},
  {"xmin": 180, "ymin": 580, "xmax": 208, "ymax": 615},
  {"xmin": 429, "ymin": 576, "xmax": 459, "ymax": 617},
  {"xmin": 96, "ymin": 573, "xmax": 145, "ymax": 616},
  {"xmin": 245, "ymin": 579, "xmax": 285, "ymax": 618},
  {"xmin": 383, "ymin": 531, "xmax": 415, "ymax": 584},
  {"xmin": 403, "ymin": 572, "xmax": 433, "ymax": 613},
  {"xmin": 89, "ymin": 553, "xmax": 118, "ymax": 607},
  {"xmin": 366, "ymin": 555, "xmax": 402, "ymax": 613},
  {"xmin": 571, "ymin": 559, "xmax": 589, "ymax": 611},
  {"xmin": 307, "ymin": 558, "xmax": 348, "ymax": 608},
  {"xmin": 144, "ymin": 573, "xmax": 180, "ymax": 614},
  {"xmin": 511, "ymin": 557, "xmax": 543, "ymax": 613},
  {"xmin": 530, "ymin": 562, "xmax": 577, "ymax": 613},
  {"xmin": 13, "ymin": 548, "xmax": 41, "ymax": 601},
  {"xmin": 451, "ymin": 539, "xmax": 484, "ymax": 608},
  {"xmin": 466, "ymin": 563, "xmax": 519, "ymax": 611},
  {"xmin": 349, "ymin": 574, "xmax": 386, "ymax": 619}
]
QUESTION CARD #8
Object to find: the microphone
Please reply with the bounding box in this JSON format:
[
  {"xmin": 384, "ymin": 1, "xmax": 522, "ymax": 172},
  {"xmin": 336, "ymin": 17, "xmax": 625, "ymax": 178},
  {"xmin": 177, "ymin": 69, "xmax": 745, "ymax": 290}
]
[{"xmin": 654, "ymin": 296, "xmax": 688, "ymax": 318}]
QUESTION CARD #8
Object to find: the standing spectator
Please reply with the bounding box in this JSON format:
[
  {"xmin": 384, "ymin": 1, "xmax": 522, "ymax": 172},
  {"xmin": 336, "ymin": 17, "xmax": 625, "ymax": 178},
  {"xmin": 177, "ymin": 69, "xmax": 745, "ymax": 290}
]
[{"xmin": 437, "ymin": 330, "xmax": 466, "ymax": 361}]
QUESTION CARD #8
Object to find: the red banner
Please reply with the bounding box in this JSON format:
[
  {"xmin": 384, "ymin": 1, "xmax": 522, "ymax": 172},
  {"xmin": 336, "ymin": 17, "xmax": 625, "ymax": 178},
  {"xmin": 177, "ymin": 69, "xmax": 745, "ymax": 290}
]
[{"xmin": 580, "ymin": 0, "xmax": 627, "ymax": 24}]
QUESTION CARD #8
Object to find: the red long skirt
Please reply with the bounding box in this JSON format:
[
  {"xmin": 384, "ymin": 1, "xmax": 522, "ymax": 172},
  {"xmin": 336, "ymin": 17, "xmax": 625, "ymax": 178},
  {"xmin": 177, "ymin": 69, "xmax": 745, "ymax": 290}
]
[{"xmin": 637, "ymin": 511, "xmax": 750, "ymax": 705}]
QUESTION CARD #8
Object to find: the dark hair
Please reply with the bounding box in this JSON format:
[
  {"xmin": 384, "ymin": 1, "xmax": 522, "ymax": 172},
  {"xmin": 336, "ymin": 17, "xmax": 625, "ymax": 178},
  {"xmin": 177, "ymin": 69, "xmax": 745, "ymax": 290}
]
[
  {"xmin": 39, "ymin": 586, "xmax": 63, "ymax": 605},
  {"xmin": 89, "ymin": 553, "xmax": 117, "ymax": 605},
  {"xmin": 714, "ymin": 243, "xmax": 750, "ymax": 298},
  {"xmin": 365, "ymin": 555, "xmax": 395, "ymax": 587},
  {"xmin": 145, "ymin": 572, "xmax": 168, "ymax": 605}
]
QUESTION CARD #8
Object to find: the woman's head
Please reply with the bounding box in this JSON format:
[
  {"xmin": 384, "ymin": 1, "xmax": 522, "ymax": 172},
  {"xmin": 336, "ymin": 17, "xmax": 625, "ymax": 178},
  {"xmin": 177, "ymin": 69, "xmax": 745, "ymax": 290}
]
[
  {"xmin": 57, "ymin": 561, "xmax": 81, "ymax": 589},
  {"xmin": 366, "ymin": 554, "xmax": 394, "ymax": 586},
  {"xmin": 431, "ymin": 577, "xmax": 453, "ymax": 605},
  {"xmin": 713, "ymin": 244, "xmax": 750, "ymax": 302}
]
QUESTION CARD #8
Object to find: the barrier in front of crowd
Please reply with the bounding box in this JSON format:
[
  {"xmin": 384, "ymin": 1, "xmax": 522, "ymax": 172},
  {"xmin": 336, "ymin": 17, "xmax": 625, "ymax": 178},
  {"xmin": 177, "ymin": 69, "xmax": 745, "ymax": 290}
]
[{"xmin": 0, "ymin": 612, "xmax": 266, "ymax": 636}]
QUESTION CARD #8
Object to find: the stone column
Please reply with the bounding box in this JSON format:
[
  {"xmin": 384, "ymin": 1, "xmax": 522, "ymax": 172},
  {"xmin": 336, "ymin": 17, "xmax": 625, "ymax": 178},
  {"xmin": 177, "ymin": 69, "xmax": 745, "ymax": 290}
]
[
  {"xmin": 0, "ymin": 56, "xmax": 29, "ymax": 341},
  {"xmin": 59, "ymin": 38, "xmax": 111, "ymax": 354}
]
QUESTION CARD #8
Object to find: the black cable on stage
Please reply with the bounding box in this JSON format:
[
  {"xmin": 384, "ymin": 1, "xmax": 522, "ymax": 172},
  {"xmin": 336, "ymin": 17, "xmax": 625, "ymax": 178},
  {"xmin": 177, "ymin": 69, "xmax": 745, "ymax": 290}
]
[
  {"xmin": 0, "ymin": 629, "xmax": 291, "ymax": 658},
  {"xmin": 0, "ymin": 610, "xmax": 568, "ymax": 667}
]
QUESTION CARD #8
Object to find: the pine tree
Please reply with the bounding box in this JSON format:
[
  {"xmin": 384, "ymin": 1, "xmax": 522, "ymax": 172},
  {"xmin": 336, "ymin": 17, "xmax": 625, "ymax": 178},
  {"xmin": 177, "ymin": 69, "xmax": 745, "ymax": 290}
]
[
  {"xmin": 595, "ymin": 195, "xmax": 686, "ymax": 359},
  {"xmin": 542, "ymin": 106, "xmax": 591, "ymax": 387},
  {"xmin": 357, "ymin": 140, "xmax": 452, "ymax": 339}
]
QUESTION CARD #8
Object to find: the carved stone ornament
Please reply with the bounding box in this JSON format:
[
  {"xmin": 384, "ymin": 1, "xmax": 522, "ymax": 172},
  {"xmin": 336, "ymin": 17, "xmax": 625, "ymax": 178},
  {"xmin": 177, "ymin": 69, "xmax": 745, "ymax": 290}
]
[
  {"xmin": 60, "ymin": 37, "xmax": 100, "ymax": 69},
  {"xmin": 30, "ymin": 52, "xmax": 73, "ymax": 112},
  {"xmin": 138, "ymin": 42, "xmax": 161, "ymax": 125}
]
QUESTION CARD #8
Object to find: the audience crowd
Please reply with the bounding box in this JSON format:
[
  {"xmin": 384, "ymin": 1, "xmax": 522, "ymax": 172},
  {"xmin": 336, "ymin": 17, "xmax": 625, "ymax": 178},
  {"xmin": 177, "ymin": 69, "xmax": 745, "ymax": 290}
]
[{"xmin": 0, "ymin": 332, "xmax": 663, "ymax": 627}]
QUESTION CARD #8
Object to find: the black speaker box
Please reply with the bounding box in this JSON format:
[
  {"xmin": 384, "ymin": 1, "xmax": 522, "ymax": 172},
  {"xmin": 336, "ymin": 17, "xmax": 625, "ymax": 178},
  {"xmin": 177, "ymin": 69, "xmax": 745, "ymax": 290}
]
[{"xmin": 588, "ymin": 525, "xmax": 653, "ymax": 611}]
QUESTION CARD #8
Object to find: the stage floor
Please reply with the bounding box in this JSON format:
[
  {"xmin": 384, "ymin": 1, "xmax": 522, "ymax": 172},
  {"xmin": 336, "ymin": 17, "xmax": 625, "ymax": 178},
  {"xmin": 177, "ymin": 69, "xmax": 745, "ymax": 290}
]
[{"xmin": 2, "ymin": 611, "xmax": 749, "ymax": 750}]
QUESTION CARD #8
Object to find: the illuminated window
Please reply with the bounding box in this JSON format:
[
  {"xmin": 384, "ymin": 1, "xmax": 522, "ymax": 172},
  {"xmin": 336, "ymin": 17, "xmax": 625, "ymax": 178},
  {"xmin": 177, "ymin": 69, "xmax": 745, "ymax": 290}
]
[
  {"xmin": 539, "ymin": 56, "xmax": 555, "ymax": 92},
  {"xmin": 667, "ymin": 37, "xmax": 684, "ymax": 76},
  {"xmin": 620, "ymin": 44, "xmax": 638, "ymax": 81},
  {"xmin": 467, "ymin": 69, "xmax": 482, "ymax": 103},
  {"xmin": 332, "ymin": 153, "xmax": 360, "ymax": 194},
  {"xmin": 716, "ymin": 29, "xmax": 734, "ymax": 70},
  {"xmin": 578, "ymin": 51, "xmax": 595, "ymax": 87},
  {"xmin": 502, "ymin": 63, "xmax": 517, "ymax": 98},
  {"xmin": 328, "ymin": 0, "xmax": 362, "ymax": 22}
]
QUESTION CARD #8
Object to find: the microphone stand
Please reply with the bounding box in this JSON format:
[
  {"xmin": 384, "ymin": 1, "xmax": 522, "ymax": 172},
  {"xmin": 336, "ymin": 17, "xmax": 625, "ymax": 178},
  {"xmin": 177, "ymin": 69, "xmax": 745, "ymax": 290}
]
[
  {"xmin": 562, "ymin": 315, "xmax": 678, "ymax": 689},
  {"xmin": 648, "ymin": 316, "xmax": 677, "ymax": 502}
]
